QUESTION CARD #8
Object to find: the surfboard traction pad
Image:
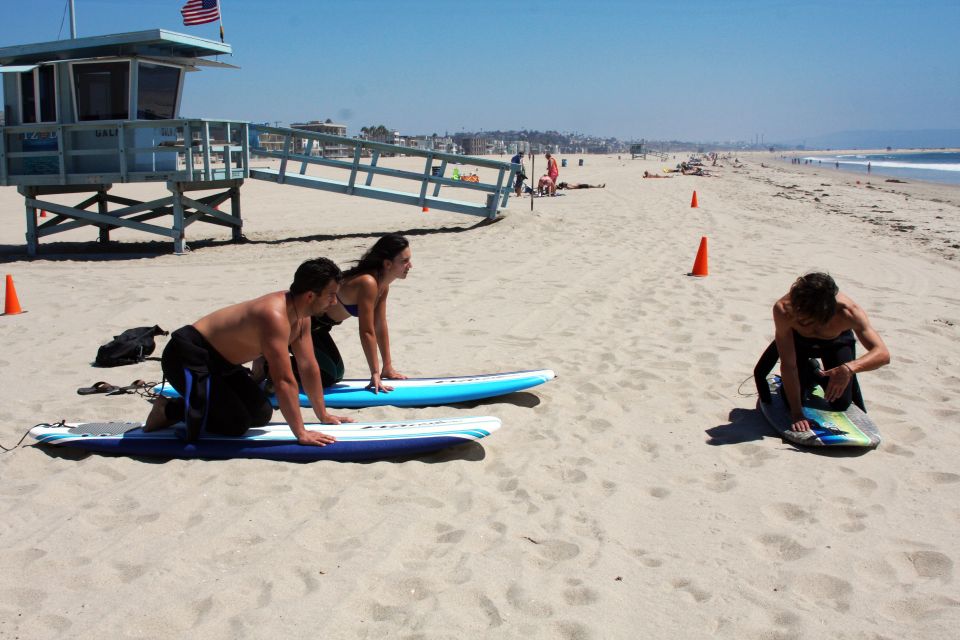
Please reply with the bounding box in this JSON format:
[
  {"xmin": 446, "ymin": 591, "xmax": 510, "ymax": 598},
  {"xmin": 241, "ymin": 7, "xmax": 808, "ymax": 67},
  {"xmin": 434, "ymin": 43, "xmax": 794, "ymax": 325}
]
[
  {"xmin": 69, "ymin": 422, "xmax": 143, "ymax": 436},
  {"xmin": 758, "ymin": 383, "xmax": 881, "ymax": 448}
]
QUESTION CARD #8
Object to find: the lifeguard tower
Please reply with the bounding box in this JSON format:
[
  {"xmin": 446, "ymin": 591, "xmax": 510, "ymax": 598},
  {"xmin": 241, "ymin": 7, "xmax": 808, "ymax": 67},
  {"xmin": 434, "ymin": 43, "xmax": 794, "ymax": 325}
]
[{"xmin": 0, "ymin": 30, "xmax": 517, "ymax": 255}]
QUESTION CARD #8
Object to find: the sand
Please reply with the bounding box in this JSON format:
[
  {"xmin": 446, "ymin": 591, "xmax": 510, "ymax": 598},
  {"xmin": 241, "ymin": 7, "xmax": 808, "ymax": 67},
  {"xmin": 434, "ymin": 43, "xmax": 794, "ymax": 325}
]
[{"xmin": 1, "ymin": 152, "xmax": 959, "ymax": 639}]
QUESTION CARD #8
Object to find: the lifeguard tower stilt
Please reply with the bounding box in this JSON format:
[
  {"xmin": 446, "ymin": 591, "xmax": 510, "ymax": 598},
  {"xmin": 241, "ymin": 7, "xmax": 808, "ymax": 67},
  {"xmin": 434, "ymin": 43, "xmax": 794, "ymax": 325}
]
[{"xmin": 0, "ymin": 30, "xmax": 517, "ymax": 256}]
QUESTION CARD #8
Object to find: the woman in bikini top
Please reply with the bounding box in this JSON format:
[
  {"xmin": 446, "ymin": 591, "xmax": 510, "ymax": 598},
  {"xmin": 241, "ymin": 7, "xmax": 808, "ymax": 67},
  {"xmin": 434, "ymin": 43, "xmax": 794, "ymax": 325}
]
[{"xmin": 326, "ymin": 233, "xmax": 413, "ymax": 393}]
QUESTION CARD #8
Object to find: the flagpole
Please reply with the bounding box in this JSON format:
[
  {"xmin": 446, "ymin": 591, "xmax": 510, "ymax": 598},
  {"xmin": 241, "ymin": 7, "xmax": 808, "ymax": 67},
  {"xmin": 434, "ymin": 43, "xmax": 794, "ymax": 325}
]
[
  {"xmin": 530, "ymin": 150, "xmax": 534, "ymax": 212},
  {"xmin": 218, "ymin": 0, "xmax": 225, "ymax": 42},
  {"xmin": 69, "ymin": 0, "xmax": 77, "ymax": 38}
]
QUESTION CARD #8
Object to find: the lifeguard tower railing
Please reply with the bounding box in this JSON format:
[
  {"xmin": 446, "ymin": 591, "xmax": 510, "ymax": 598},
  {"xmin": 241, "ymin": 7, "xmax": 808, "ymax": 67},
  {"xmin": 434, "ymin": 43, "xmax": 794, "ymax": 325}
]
[
  {"xmin": 247, "ymin": 124, "xmax": 516, "ymax": 219},
  {"xmin": 1, "ymin": 120, "xmax": 516, "ymax": 254},
  {"xmin": 1, "ymin": 117, "xmax": 249, "ymax": 254}
]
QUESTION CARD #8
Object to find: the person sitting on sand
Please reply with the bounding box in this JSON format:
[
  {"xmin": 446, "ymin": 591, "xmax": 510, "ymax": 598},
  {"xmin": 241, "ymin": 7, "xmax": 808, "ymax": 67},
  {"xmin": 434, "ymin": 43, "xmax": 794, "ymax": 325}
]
[
  {"xmin": 537, "ymin": 175, "xmax": 555, "ymax": 196},
  {"xmin": 557, "ymin": 181, "xmax": 605, "ymax": 189},
  {"xmin": 146, "ymin": 258, "xmax": 353, "ymax": 446},
  {"xmin": 753, "ymin": 272, "xmax": 890, "ymax": 432},
  {"xmin": 642, "ymin": 171, "xmax": 671, "ymax": 179}
]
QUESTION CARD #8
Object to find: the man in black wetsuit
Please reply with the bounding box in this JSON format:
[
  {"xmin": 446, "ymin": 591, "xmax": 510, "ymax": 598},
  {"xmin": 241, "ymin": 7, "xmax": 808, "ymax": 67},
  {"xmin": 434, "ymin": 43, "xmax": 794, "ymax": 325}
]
[
  {"xmin": 145, "ymin": 258, "xmax": 353, "ymax": 444},
  {"xmin": 754, "ymin": 272, "xmax": 890, "ymax": 432}
]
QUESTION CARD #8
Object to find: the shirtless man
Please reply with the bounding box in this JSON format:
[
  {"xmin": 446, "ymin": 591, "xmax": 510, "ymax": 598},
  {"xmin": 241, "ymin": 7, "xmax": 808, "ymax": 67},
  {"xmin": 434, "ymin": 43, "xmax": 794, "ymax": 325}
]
[
  {"xmin": 537, "ymin": 174, "xmax": 555, "ymax": 196},
  {"xmin": 145, "ymin": 257, "xmax": 352, "ymax": 446},
  {"xmin": 754, "ymin": 272, "xmax": 890, "ymax": 432}
]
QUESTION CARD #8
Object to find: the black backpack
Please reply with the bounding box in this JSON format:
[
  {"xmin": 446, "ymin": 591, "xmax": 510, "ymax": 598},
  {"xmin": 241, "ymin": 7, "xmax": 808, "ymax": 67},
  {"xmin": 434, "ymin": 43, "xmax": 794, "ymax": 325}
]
[{"xmin": 95, "ymin": 326, "xmax": 168, "ymax": 367}]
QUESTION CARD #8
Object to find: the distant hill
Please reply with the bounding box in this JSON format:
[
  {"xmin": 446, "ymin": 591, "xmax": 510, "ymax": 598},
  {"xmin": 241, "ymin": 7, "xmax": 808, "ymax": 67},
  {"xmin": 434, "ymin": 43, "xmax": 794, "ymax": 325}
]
[{"xmin": 795, "ymin": 129, "xmax": 960, "ymax": 150}]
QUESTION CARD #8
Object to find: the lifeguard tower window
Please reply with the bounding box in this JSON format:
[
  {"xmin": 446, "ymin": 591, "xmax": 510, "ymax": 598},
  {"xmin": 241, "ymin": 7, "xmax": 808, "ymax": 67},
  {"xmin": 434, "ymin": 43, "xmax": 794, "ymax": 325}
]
[
  {"xmin": 19, "ymin": 66, "xmax": 57, "ymax": 123},
  {"xmin": 138, "ymin": 62, "xmax": 180, "ymax": 120},
  {"xmin": 73, "ymin": 61, "xmax": 130, "ymax": 121}
]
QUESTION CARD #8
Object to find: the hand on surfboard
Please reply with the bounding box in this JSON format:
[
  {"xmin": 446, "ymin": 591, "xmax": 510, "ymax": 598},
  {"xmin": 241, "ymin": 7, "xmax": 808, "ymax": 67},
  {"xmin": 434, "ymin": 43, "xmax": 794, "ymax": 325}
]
[
  {"xmin": 367, "ymin": 372, "xmax": 394, "ymax": 394},
  {"xmin": 790, "ymin": 416, "xmax": 816, "ymax": 432},
  {"xmin": 297, "ymin": 429, "xmax": 337, "ymax": 447}
]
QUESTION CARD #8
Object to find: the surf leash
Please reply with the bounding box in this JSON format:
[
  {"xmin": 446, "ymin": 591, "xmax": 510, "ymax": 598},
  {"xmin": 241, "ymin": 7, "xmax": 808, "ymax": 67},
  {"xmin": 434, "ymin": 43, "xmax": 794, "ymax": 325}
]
[{"xmin": 0, "ymin": 420, "xmax": 66, "ymax": 454}]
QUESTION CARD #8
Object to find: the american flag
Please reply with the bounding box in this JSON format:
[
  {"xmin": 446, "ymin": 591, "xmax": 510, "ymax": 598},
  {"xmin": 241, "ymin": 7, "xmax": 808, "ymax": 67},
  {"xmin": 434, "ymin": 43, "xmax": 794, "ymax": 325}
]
[{"xmin": 181, "ymin": 0, "xmax": 220, "ymax": 26}]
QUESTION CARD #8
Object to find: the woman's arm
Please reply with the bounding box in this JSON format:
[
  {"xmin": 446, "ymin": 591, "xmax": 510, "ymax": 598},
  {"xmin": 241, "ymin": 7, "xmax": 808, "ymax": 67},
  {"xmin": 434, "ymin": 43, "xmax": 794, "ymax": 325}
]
[
  {"xmin": 375, "ymin": 287, "xmax": 406, "ymax": 379},
  {"xmin": 355, "ymin": 276, "xmax": 392, "ymax": 393}
]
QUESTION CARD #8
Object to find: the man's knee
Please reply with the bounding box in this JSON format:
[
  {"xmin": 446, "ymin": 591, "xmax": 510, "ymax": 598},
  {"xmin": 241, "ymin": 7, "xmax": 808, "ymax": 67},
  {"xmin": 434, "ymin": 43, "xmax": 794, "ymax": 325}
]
[
  {"xmin": 251, "ymin": 400, "xmax": 273, "ymax": 427},
  {"xmin": 829, "ymin": 396, "xmax": 853, "ymax": 412}
]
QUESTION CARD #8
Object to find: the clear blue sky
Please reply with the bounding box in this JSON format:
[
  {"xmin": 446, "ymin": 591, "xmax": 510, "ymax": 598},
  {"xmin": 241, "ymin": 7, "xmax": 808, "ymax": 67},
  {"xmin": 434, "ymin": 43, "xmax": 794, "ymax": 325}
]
[{"xmin": 3, "ymin": 0, "xmax": 959, "ymax": 143}]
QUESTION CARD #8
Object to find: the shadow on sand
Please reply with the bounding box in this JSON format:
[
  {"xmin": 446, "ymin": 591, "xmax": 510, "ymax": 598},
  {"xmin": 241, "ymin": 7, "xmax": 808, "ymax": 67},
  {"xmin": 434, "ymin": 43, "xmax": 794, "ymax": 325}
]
[
  {"xmin": 0, "ymin": 216, "xmax": 502, "ymax": 263},
  {"xmin": 706, "ymin": 407, "xmax": 872, "ymax": 458}
]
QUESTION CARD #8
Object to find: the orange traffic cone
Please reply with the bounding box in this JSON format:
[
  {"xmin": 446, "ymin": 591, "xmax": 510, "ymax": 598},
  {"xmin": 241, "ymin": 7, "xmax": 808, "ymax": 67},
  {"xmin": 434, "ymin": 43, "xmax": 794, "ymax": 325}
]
[
  {"xmin": 4, "ymin": 274, "xmax": 23, "ymax": 315},
  {"xmin": 422, "ymin": 206, "xmax": 429, "ymax": 213},
  {"xmin": 690, "ymin": 191, "xmax": 699, "ymax": 208},
  {"xmin": 690, "ymin": 237, "xmax": 709, "ymax": 277}
]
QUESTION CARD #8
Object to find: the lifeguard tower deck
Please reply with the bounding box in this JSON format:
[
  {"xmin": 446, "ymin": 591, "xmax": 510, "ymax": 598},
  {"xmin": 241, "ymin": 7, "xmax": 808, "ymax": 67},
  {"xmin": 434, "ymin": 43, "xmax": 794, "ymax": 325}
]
[{"xmin": 0, "ymin": 30, "xmax": 516, "ymax": 255}]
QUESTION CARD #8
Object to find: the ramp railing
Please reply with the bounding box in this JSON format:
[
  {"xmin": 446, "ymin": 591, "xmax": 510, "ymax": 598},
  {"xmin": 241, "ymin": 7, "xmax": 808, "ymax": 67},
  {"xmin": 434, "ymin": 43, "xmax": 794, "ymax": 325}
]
[{"xmin": 248, "ymin": 124, "xmax": 516, "ymax": 218}]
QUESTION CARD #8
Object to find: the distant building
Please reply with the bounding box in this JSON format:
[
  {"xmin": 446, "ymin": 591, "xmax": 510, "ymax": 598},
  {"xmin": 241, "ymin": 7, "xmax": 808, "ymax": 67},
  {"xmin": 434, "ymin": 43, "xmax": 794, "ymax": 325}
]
[
  {"xmin": 291, "ymin": 120, "xmax": 350, "ymax": 158},
  {"xmin": 508, "ymin": 141, "xmax": 531, "ymax": 155},
  {"xmin": 252, "ymin": 123, "xmax": 286, "ymax": 156},
  {"xmin": 459, "ymin": 136, "xmax": 489, "ymax": 156}
]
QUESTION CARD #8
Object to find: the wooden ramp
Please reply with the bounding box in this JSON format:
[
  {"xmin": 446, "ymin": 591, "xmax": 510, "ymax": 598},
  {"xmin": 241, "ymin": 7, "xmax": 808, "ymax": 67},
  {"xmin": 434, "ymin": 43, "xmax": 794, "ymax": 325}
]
[{"xmin": 248, "ymin": 125, "xmax": 516, "ymax": 219}]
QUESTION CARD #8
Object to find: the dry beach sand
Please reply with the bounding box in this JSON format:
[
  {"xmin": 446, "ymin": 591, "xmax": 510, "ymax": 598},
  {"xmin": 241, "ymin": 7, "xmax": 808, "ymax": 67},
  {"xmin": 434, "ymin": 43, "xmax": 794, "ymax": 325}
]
[{"xmin": 1, "ymin": 153, "xmax": 959, "ymax": 638}]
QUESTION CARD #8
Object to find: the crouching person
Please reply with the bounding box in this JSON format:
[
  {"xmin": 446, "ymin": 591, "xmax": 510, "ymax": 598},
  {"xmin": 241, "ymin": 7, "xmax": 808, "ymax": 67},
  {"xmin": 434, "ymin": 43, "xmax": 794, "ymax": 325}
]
[{"xmin": 145, "ymin": 258, "xmax": 353, "ymax": 445}]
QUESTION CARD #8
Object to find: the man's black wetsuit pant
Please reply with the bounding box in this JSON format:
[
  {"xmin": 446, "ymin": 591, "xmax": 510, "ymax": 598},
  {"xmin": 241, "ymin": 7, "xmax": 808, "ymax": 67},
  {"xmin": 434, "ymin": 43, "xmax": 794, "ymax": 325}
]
[
  {"xmin": 161, "ymin": 325, "xmax": 273, "ymax": 442},
  {"xmin": 285, "ymin": 314, "xmax": 345, "ymax": 389},
  {"xmin": 753, "ymin": 329, "xmax": 865, "ymax": 412}
]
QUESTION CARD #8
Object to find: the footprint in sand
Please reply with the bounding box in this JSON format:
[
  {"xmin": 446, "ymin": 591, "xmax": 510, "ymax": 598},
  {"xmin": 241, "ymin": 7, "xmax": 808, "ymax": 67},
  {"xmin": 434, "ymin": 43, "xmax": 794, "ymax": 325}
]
[
  {"xmin": 903, "ymin": 550, "xmax": 954, "ymax": 582},
  {"xmin": 789, "ymin": 572, "xmax": 853, "ymax": 612},
  {"xmin": 703, "ymin": 471, "xmax": 738, "ymax": 493},
  {"xmin": 763, "ymin": 502, "xmax": 817, "ymax": 524},
  {"xmin": 882, "ymin": 594, "xmax": 960, "ymax": 623},
  {"xmin": 436, "ymin": 528, "xmax": 466, "ymax": 544},
  {"xmin": 752, "ymin": 533, "xmax": 813, "ymax": 561},
  {"xmin": 670, "ymin": 578, "xmax": 712, "ymax": 603},
  {"xmin": 883, "ymin": 443, "xmax": 915, "ymax": 458},
  {"xmin": 924, "ymin": 471, "xmax": 960, "ymax": 484},
  {"xmin": 735, "ymin": 443, "xmax": 776, "ymax": 468},
  {"xmin": 477, "ymin": 593, "xmax": 503, "ymax": 628},
  {"xmin": 506, "ymin": 583, "xmax": 555, "ymax": 618},
  {"xmin": 631, "ymin": 548, "xmax": 665, "ymax": 568},
  {"xmin": 562, "ymin": 585, "xmax": 599, "ymax": 606}
]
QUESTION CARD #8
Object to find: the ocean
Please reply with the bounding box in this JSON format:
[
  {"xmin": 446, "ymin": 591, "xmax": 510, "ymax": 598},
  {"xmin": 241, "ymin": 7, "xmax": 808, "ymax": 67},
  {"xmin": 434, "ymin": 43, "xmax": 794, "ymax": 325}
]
[{"xmin": 800, "ymin": 151, "xmax": 960, "ymax": 186}]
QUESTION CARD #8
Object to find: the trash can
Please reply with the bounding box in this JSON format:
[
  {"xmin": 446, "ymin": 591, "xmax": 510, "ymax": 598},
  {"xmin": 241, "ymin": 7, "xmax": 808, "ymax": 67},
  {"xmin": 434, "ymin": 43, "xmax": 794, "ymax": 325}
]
[
  {"xmin": 578, "ymin": 159, "xmax": 584, "ymax": 167},
  {"xmin": 561, "ymin": 159, "xmax": 568, "ymax": 168}
]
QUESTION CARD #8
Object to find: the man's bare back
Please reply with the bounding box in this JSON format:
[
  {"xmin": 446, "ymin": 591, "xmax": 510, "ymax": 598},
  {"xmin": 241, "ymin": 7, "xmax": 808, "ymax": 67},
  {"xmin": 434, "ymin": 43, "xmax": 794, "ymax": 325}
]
[{"xmin": 193, "ymin": 291, "xmax": 298, "ymax": 366}]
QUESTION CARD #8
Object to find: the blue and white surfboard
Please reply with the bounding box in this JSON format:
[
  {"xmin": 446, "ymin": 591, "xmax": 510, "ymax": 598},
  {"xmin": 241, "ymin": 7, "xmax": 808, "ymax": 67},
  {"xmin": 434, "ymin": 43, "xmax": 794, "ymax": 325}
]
[
  {"xmin": 29, "ymin": 416, "xmax": 501, "ymax": 462},
  {"xmin": 157, "ymin": 369, "xmax": 555, "ymax": 409}
]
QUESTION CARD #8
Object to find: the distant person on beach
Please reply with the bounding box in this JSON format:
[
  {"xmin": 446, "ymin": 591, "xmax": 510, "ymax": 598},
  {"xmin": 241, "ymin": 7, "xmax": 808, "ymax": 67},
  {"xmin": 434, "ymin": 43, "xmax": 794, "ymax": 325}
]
[
  {"xmin": 545, "ymin": 153, "xmax": 559, "ymax": 195},
  {"xmin": 538, "ymin": 174, "xmax": 555, "ymax": 196},
  {"xmin": 146, "ymin": 257, "xmax": 352, "ymax": 446},
  {"xmin": 557, "ymin": 181, "xmax": 605, "ymax": 189},
  {"xmin": 259, "ymin": 234, "xmax": 413, "ymax": 395},
  {"xmin": 511, "ymin": 150, "xmax": 527, "ymax": 196},
  {"xmin": 753, "ymin": 272, "xmax": 890, "ymax": 432},
  {"xmin": 642, "ymin": 171, "xmax": 671, "ymax": 179}
]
